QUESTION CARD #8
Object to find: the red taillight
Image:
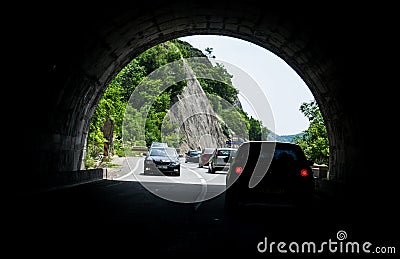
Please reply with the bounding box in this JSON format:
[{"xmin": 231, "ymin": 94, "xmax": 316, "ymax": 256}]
[
  {"xmin": 235, "ymin": 166, "xmax": 243, "ymax": 174},
  {"xmin": 300, "ymin": 169, "xmax": 309, "ymax": 177}
]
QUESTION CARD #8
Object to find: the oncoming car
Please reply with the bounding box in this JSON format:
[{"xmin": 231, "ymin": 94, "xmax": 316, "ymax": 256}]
[
  {"xmin": 144, "ymin": 147, "xmax": 180, "ymax": 176},
  {"xmin": 225, "ymin": 141, "xmax": 315, "ymax": 209}
]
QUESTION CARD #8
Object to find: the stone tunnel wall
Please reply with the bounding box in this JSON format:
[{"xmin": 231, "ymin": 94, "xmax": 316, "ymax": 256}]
[{"xmin": 10, "ymin": 1, "xmax": 397, "ymax": 203}]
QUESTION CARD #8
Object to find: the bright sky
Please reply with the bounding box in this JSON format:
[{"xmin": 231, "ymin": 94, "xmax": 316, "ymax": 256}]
[{"xmin": 179, "ymin": 35, "xmax": 315, "ymax": 136}]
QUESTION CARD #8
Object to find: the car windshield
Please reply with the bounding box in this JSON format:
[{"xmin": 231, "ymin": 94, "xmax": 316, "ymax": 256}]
[
  {"xmin": 151, "ymin": 142, "xmax": 168, "ymax": 148},
  {"xmin": 204, "ymin": 148, "xmax": 214, "ymax": 154},
  {"xmin": 217, "ymin": 149, "xmax": 236, "ymax": 156},
  {"xmin": 150, "ymin": 148, "xmax": 177, "ymax": 158},
  {"xmin": 189, "ymin": 151, "xmax": 199, "ymax": 156}
]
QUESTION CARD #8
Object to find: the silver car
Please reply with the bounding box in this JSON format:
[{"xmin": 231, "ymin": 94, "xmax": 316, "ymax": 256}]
[{"xmin": 208, "ymin": 148, "xmax": 237, "ymax": 173}]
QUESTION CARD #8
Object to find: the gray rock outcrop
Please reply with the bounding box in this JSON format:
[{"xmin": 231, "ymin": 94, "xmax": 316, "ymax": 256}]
[{"xmin": 163, "ymin": 60, "xmax": 227, "ymax": 152}]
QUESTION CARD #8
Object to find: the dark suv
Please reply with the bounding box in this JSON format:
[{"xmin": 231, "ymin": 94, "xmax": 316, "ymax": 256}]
[{"xmin": 225, "ymin": 141, "xmax": 314, "ymax": 209}]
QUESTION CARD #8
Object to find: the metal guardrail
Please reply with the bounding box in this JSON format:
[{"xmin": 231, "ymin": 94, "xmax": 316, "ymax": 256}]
[
  {"xmin": 311, "ymin": 164, "xmax": 329, "ymax": 179},
  {"xmin": 131, "ymin": 146, "xmax": 149, "ymax": 152}
]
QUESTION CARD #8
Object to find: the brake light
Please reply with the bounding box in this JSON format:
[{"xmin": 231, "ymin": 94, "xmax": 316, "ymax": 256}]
[
  {"xmin": 300, "ymin": 169, "xmax": 309, "ymax": 177},
  {"xmin": 235, "ymin": 166, "xmax": 243, "ymax": 174}
]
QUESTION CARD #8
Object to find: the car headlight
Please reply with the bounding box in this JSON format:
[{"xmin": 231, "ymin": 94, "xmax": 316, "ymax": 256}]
[
  {"xmin": 145, "ymin": 159, "xmax": 153, "ymax": 164},
  {"xmin": 170, "ymin": 161, "xmax": 180, "ymax": 166}
]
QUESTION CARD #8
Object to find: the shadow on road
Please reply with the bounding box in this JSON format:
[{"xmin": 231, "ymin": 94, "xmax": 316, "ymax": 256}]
[{"xmin": 7, "ymin": 180, "xmax": 398, "ymax": 257}]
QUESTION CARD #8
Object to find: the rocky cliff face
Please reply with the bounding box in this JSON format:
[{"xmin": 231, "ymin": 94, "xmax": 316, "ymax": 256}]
[{"xmin": 162, "ymin": 60, "xmax": 227, "ymax": 152}]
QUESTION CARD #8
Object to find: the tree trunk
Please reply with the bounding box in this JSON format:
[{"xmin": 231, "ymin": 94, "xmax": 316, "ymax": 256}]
[{"xmin": 101, "ymin": 118, "xmax": 114, "ymax": 156}]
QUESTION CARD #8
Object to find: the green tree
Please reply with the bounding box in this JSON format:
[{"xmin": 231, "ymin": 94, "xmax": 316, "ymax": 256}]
[
  {"xmin": 293, "ymin": 100, "xmax": 329, "ymax": 165},
  {"xmin": 220, "ymin": 108, "xmax": 249, "ymax": 138},
  {"xmin": 248, "ymin": 117, "xmax": 262, "ymax": 141},
  {"xmin": 204, "ymin": 47, "xmax": 216, "ymax": 59},
  {"xmin": 261, "ymin": 126, "xmax": 270, "ymax": 141}
]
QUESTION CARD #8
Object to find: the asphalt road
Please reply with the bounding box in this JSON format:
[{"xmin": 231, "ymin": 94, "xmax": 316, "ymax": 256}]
[
  {"xmin": 110, "ymin": 156, "xmax": 226, "ymax": 203},
  {"xmin": 7, "ymin": 157, "xmax": 398, "ymax": 257}
]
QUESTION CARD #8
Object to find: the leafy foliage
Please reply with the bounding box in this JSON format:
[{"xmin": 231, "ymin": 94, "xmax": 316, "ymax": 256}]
[
  {"xmin": 293, "ymin": 100, "xmax": 329, "ymax": 165},
  {"xmin": 85, "ymin": 39, "xmax": 268, "ymax": 168}
]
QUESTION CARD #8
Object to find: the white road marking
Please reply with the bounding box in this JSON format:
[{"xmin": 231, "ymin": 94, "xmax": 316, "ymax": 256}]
[
  {"xmin": 114, "ymin": 157, "xmax": 143, "ymax": 180},
  {"xmin": 181, "ymin": 164, "xmax": 207, "ymax": 206}
]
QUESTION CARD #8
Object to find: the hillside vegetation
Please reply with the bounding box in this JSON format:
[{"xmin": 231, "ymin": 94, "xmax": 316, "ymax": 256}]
[{"xmin": 85, "ymin": 39, "xmax": 269, "ymax": 168}]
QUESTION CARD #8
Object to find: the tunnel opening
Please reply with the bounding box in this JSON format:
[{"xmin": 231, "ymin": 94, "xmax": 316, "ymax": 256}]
[
  {"xmin": 9, "ymin": 3, "xmax": 399, "ymax": 254},
  {"xmin": 22, "ymin": 3, "xmax": 353, "ymax": 204},
  {"xmin": 84, "ymin": 34, "xmax": 332, "ymax": 207}
]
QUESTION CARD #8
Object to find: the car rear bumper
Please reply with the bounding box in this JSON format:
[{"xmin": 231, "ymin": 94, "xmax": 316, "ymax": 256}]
[
  {"xmin": 185, "ymin": 157, "xmax": 199, "ymax": 163},
  {"xmin": 225, "ymin": 185, "xmax": 314, "ymax": 207},
  {"xmin": 213, "ymin": 165, "xmax": 230, "ymax": 171}
]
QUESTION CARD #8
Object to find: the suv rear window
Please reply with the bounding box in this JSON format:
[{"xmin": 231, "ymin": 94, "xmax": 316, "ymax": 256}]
[
  {"xmin": 258, "ymin": 148, "xmax": 300, "ymax": 161},
  {"xmin": 234, "ymin": 142, "xmax": 307, "ymax": 165}
]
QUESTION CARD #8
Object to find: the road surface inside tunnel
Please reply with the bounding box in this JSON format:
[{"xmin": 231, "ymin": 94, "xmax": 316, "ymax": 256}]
[{"xmin": 6, "ymin": 158, "xmax": 398, "ymax": 257}]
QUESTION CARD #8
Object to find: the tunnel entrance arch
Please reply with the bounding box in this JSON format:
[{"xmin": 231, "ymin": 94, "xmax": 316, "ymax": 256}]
[{"xmin": 22, "ymin": 1, "xmax": 385, "ymax": 205}]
